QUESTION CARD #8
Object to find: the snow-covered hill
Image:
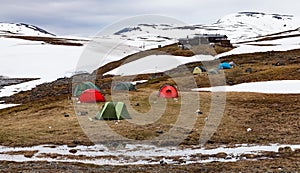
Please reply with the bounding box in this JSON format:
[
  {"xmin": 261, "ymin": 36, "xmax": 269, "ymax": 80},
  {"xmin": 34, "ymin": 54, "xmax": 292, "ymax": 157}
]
[
  {"xmin": 112, "ymin": 12, "xmax": 300, "ymax": 43},
  {"xmin": 77, "ymin": 12, "xmax": 300, "ymax": 75},
  {"xmin": 214, "ymin": 12, "xmax": 298, "ymax": 40},
  {"xmin": 0, "ymin": 23, "xmax": 55, "ymax": 36}
]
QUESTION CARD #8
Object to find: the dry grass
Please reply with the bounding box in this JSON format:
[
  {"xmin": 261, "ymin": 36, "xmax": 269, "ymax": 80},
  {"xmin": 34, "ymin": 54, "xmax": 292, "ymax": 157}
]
[
  {"xmin": 0, "ymin": 97, "xmax": 92, "ymax": 147},
  {"xmin": 1, "ymin": 87, "xmax": 299, "ymax": 147}
]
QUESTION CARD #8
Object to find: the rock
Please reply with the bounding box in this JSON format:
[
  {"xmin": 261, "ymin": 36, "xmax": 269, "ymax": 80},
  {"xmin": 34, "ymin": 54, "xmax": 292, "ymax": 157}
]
[
  {"xmin": 278, "ymin": 146, "xmax": 293, "ymax": 155},
  {"xmin": 294, "ymin": 148, "xmax": 300, "ymax": 153},
  {"xmin": 178, "ymin": 159, "xmax": 186, "ymax": 164},
  {"xmin": 293, "ymin": 149, "xmax": 300, "ymax": 157},
  {"xmin": 159, "ymin": 159, "xmax": 167, "ymax": 165},
  {"xmin": 215, "ymin": 152, "xmax": 227, "ymax": 159},
  {"xmin": 263, "ymin": 151, "xmax": 277, "ymax": 158},
  {"xmin": 204, "ymin": 117, "xmax": 208, "ymax": 121},
  {"xmin": 72, "ymin": 140, "xmax": 80, "ymax": 145},
  {"xmin": 195, "ymin": 109, "xmax": 203, "ymax": 115},
  {"xmin": 24, "ymin": 151, "xmax": 37, "ymax": 158},
  {"xmin": 69, "ymin": 149, "xmax": 77, "ymax": 154},
  {"xmin": 273, "ymin": 60, "xmax": 285, "ymax": 66},
  {"xmin": 77, "ymin": 111, "xmax": 88, "ymax": 116},
  {"xmin": 48, "ymin": 153, "xmax": 58, "ymax": 159},
  {"xmin": 67, "ymin": 143, "xmax": 77, "ymax": 148},
  {"xmin": 245, "ymin": 68, "xmax": 253, "ymax": 73},
  {"xmin": 240, "ymin": 153, "xmax": 261, "ymax": 159},
  {"xmin": 156, "ymin": 130, "xmax": 164, "ymax": 134}
]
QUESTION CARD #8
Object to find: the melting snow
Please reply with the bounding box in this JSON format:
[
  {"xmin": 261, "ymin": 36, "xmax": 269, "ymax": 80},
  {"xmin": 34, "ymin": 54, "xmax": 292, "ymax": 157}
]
[
  {"xmin": 0, "ymin": 38, "xmax": 83, "ymax": 79},
  {"xmin": 192, "ymin": 80, "xmax": 300, "ymax": 94},
  {"xmin": 0, "ymin": 103, "xmax": 19, "ymax": 109},
  {"xmin": 105, "ymin": 54, "xmax": 215, "ymax": 76},
  {"xmin": 0, "ymin": 143, "xmax": 299, "ymax": 165}
]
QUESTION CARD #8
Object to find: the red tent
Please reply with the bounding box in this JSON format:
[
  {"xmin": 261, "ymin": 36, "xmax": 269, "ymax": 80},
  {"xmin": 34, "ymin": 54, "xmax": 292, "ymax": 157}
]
[
  {"xmin": 79, "ymin": 89, "xmax": 106, "ymax": 103},
  {"xmin": 158, "ymin": 85, "xmax": 178, "ymax": 98}
]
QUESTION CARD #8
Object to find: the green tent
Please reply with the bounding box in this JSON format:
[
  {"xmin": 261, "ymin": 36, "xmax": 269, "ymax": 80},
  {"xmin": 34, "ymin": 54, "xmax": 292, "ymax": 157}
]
[
  {"xmin": 112, "ymin": 82, "xmax": 136, "ymax": 91},
  {"xmin": 73, "ymin": 82, "xmax": 101, "ymax": 96},
  {"xmin": 95, "ymin": 102, "xmax": 132, "ymax": 120}
]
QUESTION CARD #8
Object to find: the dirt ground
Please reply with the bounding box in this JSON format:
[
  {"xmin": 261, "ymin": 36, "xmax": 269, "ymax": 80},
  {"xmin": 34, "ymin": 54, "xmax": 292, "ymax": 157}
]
[{"xmin": 0, "ymin": 46, "xmax": 299, "ymax": 172}]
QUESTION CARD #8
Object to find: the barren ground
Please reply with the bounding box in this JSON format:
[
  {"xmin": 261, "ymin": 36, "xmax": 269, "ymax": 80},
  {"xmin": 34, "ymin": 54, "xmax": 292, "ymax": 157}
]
[{"xmin": 0, "ymin": 46, "xmax": 299, "ymax": 172}]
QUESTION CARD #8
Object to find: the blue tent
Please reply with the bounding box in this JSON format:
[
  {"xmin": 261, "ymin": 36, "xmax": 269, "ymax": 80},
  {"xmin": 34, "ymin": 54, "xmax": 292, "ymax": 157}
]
[{"xmin": 218, "ymin": 62, "xmax": 231, "ymax": 69}]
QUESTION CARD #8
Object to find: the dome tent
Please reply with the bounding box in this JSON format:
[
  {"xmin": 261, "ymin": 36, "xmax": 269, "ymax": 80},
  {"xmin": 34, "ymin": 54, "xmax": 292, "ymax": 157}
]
[
  {"xmin": 158, "ymin": 84, "xmax": 178, "ymax": 98},
  {"xmin": 193, "ymin": 67, "xmax": 202, "ymax": 75},
  {"xmin": 95, "ymin": 102, "xmax": 131, "ymax": 120},
  {"xmin": 79, "ymin": 89, "xmax": 105, "ymax": 103},
  {"xmin": 112, "ymin": 82, "xmax": 136, "ymax": 91},
  {"xmin": 218, "ymin": 62, "xmax": 231, "ymax": 69},
  {"xmin": 198, "ymin": 66, "xmax": 207, "ymax": 72},
  {"xmin": 193, "ymin": 66, "xmax": 207, "ymax": 74},
  {"xmin": 73, "ymin": 81, "xmax": 101, "ymax": 96}
]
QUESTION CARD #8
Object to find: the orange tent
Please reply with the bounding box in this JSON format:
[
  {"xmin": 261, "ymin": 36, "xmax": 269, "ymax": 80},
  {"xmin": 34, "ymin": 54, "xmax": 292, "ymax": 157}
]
[
  {"xmin": 158, "ymin": 85, "xmax": 178, "ymax": 98},
  {"xmin": 79, "ymin": 89, "xmax": 106, "ymax": 103}
]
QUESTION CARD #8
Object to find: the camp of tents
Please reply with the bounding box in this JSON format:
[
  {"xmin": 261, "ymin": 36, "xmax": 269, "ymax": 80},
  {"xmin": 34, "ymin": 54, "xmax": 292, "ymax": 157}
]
[
  {"xmin": 72, "ymin": 78, "xmax": 183, "ymax": 122},
  {"xmin": 73, "ymin": 82, "xmax": 181, "ymax": 121},
  {"xmin": 72, "ymin": 60, "xmax": 237, "ymax": 122},
  {"xmin": 74, "ymin": 82, "xmax": 132, "ymax": 121},
  {"xmin": 192, "ymin": 61, "xmax": 235, "ymax": 75}
]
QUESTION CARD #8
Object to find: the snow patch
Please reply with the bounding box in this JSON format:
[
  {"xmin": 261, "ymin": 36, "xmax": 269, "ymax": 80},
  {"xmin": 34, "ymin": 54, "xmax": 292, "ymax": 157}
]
[
  {"xmin": 105, "ymin": 54, "xmax": 215, "ymax": 76},
  {"xmin": 0, "ymin": 143, "xmax": 299, "ymax": 165},
  {"xmin": 0, "ymin": 103, "xmax": 19, "ymax": 109},
  {"xmin": 0, "ymin": 79, "xmax": 46, "ymax": 98},
  {"xmin": 192, "ymin": 80, "xmax": 300, "ymax": 94}
]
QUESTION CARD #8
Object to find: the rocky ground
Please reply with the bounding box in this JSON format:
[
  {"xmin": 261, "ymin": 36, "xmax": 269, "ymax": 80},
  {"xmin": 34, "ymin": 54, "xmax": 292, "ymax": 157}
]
[{"xmin": 0, "ymin": 77, "xmax": 38, "ymax": 90}]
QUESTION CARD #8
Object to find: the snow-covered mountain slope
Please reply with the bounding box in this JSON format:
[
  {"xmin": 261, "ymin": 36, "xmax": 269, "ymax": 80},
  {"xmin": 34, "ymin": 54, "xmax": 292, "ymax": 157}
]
[
  {"xmin": 0, "ymin": 37, "xmax": 83, "ymax": 79},
  {"xmin": 95, "ymin": 12, "xmax": 300, "ymax": 60},
  {"xmin": 214, "ymin": 12, "xmax": 298, "ymax": 40},
  {"xmin": 111, "ymin": 12, "xmax": 300, "ymax": 43},
  {"xmin": 0, "ymin": 23, "xmax": 55, "ymax": 37},
  {"xmin": 0, "ymin": 36, "xmax": 84, "ymax": 98}
]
